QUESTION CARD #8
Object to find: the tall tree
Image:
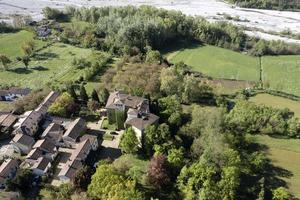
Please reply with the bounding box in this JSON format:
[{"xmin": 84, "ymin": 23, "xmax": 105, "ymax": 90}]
[
  {"xmin": 100, "ymin": 88, "xmax": 110, "ymax": 105},
  {"xmin": 91, "ymin": 89, "xmax": 100, "ymax": 103},
  {"xmin": 73, "ymin": 166, "xmax": 93, "ymax": 191},
  {"xmin": 80, "ymin": 85, "xmax": 89, "ymax": 103},
  {"xmin": 67, "ymin": 85, "xmax": 78, "ymax": 101},
  {"xmin": 119, "ymin": 127, "xmax": 140, "ymax": 154},
  {"xmin": 147, "ymin": 154, "xmax": 171, "ymax": 189},
  {"xmin": 0, "ymin": 54, "xmax": 11, "ymax": 70},
  {"xmin": 21, "ymin": 41, "xmax": 35, "ymax": 56},
  {"xmin": 17, "ymin": 56, "xmax": 30, "ymax": 69}
]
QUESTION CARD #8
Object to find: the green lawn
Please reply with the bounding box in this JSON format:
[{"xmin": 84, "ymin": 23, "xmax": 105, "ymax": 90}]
[
  {"xmin": 168, "ymin": 44, "xmax": 260, "ymax": 81},
  {"xmin": 250, "ymin": 93, "xmax": 300, "ymax": 118},
  {"xmin": 0, "ymin": 43, "xmax": 96, "ymax": 89},
  {"xmin": 0, "ymin": 30, "xmax": 47, "ymax": 58},
  {"xmin": 0, "ymin": 101, "xmax": 13, "ymax": 111},
  {"xmin": 167, "ymin": 44, "xmax": 300, "ymax": 96},
  {"xmin": 250, "ymin": 135, "xmax": 300, "ymax": 198}
]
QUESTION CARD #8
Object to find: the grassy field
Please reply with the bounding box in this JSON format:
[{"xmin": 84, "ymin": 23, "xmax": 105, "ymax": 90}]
[
  {"xmin": 0, "ymin": 101, "xmax": 13, "ymax": 111},
  {"xmin": 0, "ymin": 30, "xmax": 47, "ymax": 58},
  {"xmin": 167, "ymin": 44, "xmax": 300, "ymax": 96},
  {"xmin": 250, "ymin": 93, "xmax": 300, "ymax": 118},
  {"xmin": 251, "ymin": 134, "xmax": 300, "ymax": 198},
  {"xmin": 0, "ymin": 43, "xmax": 96, "ymax": 89}
]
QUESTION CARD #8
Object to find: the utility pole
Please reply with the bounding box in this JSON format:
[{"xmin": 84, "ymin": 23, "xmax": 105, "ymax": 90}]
[{"xmin": 259, "ymin": 55, "xmax": 263, "ymax": 89}]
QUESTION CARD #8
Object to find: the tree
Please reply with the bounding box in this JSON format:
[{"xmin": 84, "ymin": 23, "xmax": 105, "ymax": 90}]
[
  {"xmin": 87, "ymin": 100, "xmax": 100, "ymax": 112},
  {"xmin": 167, "ymin": 147, "xmax": 185, "ymax": 169},
  {"xmin": 0, "ymin": 54, "xmax": 11, "ymax": 70},
  {"xmin": 6, "ymin": 169, "xmax": 34, "ymax": 196},
  {"xmin": 17, "ymin": 56, "xmax": 30, "ymax": 69},
  {"xmin": 91, "ymin": 89, "xmax": 100, "ymax": 103},
  {"xmin": 80, "ymin": 85, "xmax": 89, "ymax": 103},
  {"xmin": 158, "ymin": 95, "xmax": 182, "ymax": 127},
  {"xmin": 119, "ymin": 127, "xmax": 140, "ymax": 154},
  {"xmin": 43, "ymin": 7, "xmax": 66, "ymax": 21},
  {"xmin": 144, "ymin": 123, "xmax": 171, "ymax": 156},
  {"xmin": 147, "ymin": 154, "xmax": 171, "ymax": 189},
  {"xmin": 73, "ymin": 166, "xmax": 93, "ymax": 191},
  {"xmin": 21, "ymin": 41, "xmax": 35, "ymax": 56},
  {"xmin": 99, "ymin": 88, "xmax": 110, "ymax": 105},
  {"xmin": 272, "ymin": 187, "xmax": 291, "ymax": 200},
  {"xmin": 145, "ymin": 49, "xmax": 162, "ymax": 64},
  {"xmin": 88, "ymin": 163, "xmax": 144, "ymax": 200},
  {"xmin": 67, "ymin": 85, "xmax": 78, "ymax": 101},
  {"xmin": 48, "ymin": 92, "xmax": 75, "ymax": 117},
  {"xmin": 160, "ymin": 67, "xmax": 183, "ymax": 96}
]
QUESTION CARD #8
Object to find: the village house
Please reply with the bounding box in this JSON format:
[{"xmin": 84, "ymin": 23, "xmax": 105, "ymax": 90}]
[
  {"xmin": 24, "ymin": 157, "xmax": 52, "ymax": 176},
  {"xmin": 32, "ymin": 138, "xmax": 58, "ymax": 159},
  {"xmin": 11, "ymin": 133, "xmax": 35, "ymax": 154},
  {"xmin": 105, "ymin": 91, "xmax": 159, "ymax": 141},
  {"xmin": 79, "ymin": 134, "xmax": 99, "ymax": 151},
  {"xmin": 0, "ymin": 159, "xmax": 18, "ymax": 188},
  {"xmin": 62, "ymin": 118, "xmax": 86, "ymax": 147},
  {"xmin": 0, "ymin": 114, "xmax": 17, "ymax": 134},
  {"xmin": 58, "ymin": 139, "xmax": 92, "ymax": 182},
  {"xmin": 13, "ymin": 91, "xmax": 59, "ymax": 137},
  {"xmin": 0, "ymin": 88, "xmax": 31, "ymax": 101},
  {"xmin": 40, "ymin": 122, "xmax": 64, "ymax": 146}
]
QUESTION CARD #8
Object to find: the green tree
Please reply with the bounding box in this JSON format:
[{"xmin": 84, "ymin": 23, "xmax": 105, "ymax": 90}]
[
  {"xmin": 272, "ymin": 187, "xmax": 291, "ymax": 200},
  {"xmin": 0, "ymin": 54, "xmax": 11, "ymax": 70},
  {"xmin": 73, "ymin": 166, "xmax": 93, "ymax": 191},
  {"xmin": 17, "ymin": 56, "xmax": 30, "ymax": 69},
  {"xmin": 91, "ymin": 89, "xmax": 100, "ymax": 103},
  {"xmin": 80, "ymin": 85, "xmax": 89, "ymax": 103},
  {"xmin": 21, "ymin": 41, "xmax": 35, "ymax": 56},
  {"xmin": 158, "ymin": 95, "xmax": 182, "ymax": 127},
  {"xmin": 160, "ymin": 67, "xmax": 183, "ymax": 96},
  {"xmin": 167, "ymin": 147, "xmax": 185, "ymax": 169},
  {"xmin": 6, "ymin": 169, "xmax": 34, "ymax": 196},
  {"xmin": 88, "ymin": 163, "xmax": 144, "ymax": 200},
  {"xmin": 67, "ymin": 85, "xmax": 78, "ymax": 101},
  {"xmin": 99, "ymin": 88, "xmax": 110, "ymax": 105},
  {"xmin": 145, "ymin": 49, "xmax": 162, "ymax": 64},
  {"xmin": 48, "ymin": 92, "xmax": 75, "ymax": 117},
  {"xmin": 119, "ymin": 127, "xmax": 140, "ymax": 154}
]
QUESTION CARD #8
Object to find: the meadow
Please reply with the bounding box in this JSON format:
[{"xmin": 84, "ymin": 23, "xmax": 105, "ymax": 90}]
[
  {"xmin": 0, "ymin": 42, "xmax": 95, "ymax": 89},
  {"xmin": 250, "ymin": 93, "xmax": 300, "ymax": 118},
  {"xmin": 250, "ymin": 134, "xmax": 300, "ymax": 198},
  {"xmin": 167, "ymin": 44, "xmax": 300, "ymax": 96},
  {"xmin": 0, "ymin": 30, "xmax": 47, "ymax": 58}
]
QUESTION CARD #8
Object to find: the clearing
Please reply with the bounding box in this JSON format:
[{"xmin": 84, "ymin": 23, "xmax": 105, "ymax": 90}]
[
  {"xmin": 251, "ymin": 134, "xmax": 300, "ymax": 198},
  {"xmin": 167, "ymin": 44, "xmax": 300, "ymax": 96},
  {"xmin": 250, "ymin": 93, "xmax": 300, "ymax": 118}
]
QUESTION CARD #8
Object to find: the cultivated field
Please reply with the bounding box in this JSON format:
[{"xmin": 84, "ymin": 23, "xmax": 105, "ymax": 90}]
[
  {"xmin": 250, "ymin": 93, "xmax": 300, "ymax": 118},
  {"xmin": 251, "ymin": 134, "xmax": 300, "ymax": 198},
  {"xmin": 0, "ymin": 41, "xmax": 95, "ymax": 89},
  {"xmin": 168, "ymin": 44, "xmax": 300, "ymax": 96}
]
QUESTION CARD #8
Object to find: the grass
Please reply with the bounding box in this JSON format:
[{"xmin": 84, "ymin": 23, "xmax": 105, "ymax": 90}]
[
  {"xmin": 167, "ymin": 44, "xmax": 300, "ymax": 96},
  {"xmin": 250, "ymin": 93, "xmax": 300, "ymax": 118},
  {"xmin": 0, "ymin": 43, "xmax": 96, "ymax": 89},
  {"xmin": 0, "ymin": 101, "xmax": 13, "ymax": 111},
  {"xmin": 168, "ymin": 44, "xmax": 260, "ymax": 81},
  {"xmin": 0, "ymin": 30, "xmax": 47, "ymax": 58},
  {"xmin": 103, "ymin": 133, "xmax": 114, "ymax": 141},
  {"xmin": 250, "ymin": 134, "xmax": 300, "ymax": 198},
  {"xmin": 101, "ymin": 118, "xmax": 117, "ymax": 131}
]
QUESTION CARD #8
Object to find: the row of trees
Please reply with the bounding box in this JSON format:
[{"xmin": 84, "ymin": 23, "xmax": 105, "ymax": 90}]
[
  {"xmin": 228, "ymin": 0, "xmax": 300, "ymax": 10},
  {"xmin": 48, "ymin": 6, "xmax": 300, "ymax": 56}
]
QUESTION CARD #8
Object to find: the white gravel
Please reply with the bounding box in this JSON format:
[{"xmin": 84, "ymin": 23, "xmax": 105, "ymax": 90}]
[{"xmin": 0, "ymin": 0, "xmax": 300, "ymax": 43}]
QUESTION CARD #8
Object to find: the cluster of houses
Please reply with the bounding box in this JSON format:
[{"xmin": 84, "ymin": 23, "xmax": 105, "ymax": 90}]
[
  {"xmin": 0, "ymin": 91, "xmax": 99, "ymax": 188},
  {"xmin": 0, "ymin": 89, "xmax": 159, "ymax": 189}
]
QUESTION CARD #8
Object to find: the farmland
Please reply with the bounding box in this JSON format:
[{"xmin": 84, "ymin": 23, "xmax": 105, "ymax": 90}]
[
  {"xmin": 250, "ymin": 93, "xmax": 300, "ymax": 118},
  {"xmin": 250, "ymin": 134, "xmax": 300, "ymax": 197},
  {"xmin": 167, "ymin": 44, "xmax": 300, "ymax": 96}
]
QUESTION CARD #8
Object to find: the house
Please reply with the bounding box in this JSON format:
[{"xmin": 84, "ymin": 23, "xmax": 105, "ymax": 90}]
[
  {"xmin": 125, "ymin": 113, "xmax": 159, "ymax": 143},
  {"xmin": 80, "ymin": 134, "xmax": 98, "ymax": 151},
  {"xmin": 0, "ymin": 114, "xmax": 17, "ymax": 133},
  {"xmin": 0, "ymin": 159, "xmax": 18, "ymax": 188},
  {"xmin": 105, "ymin": 91, "xmax": 150, "ymax": 127},
  {"xmin": 30, "ymin": 157, "xmax": 52, "ymax": 176},
  {"xmin": 0, "ymin": 88, "xmax": 31, "ymax": 101},
  {"xmin": 11, "ymin": 133, "xmax": 35, "ymax": 154},
  {"xmin": 41, "ymin": 122, "xmax": 64, "ymax": 145},
  {"xmin": 58, "ymin": 139, "xmax": 92, "ymax": 182},
  {"xmin": 13, "ymin": 91, "xmax": 59, "ymax": 137},
  {"xmin": 13, "ymin": 110, "xmax": 42, "ymax": 136},
  {"xmin": 105, "ymin": 91, "xmax": 159, "ymax": 141},
  {"xmin": 63, "ymin": 118, "xmax": 86, "ymax": 146},
  {"xmin": 32, "ymin": 138, "xmax": 57, "ymax": 159}
]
